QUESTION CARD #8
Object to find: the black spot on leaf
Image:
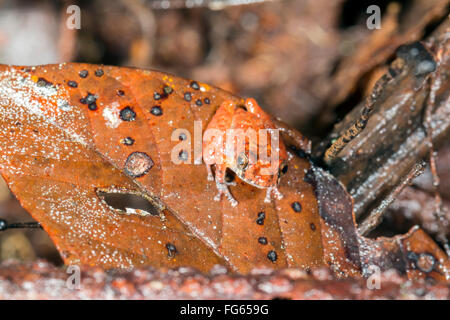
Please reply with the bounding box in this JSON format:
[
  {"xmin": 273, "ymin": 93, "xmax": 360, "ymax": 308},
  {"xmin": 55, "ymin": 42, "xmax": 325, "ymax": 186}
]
[
  {"xmin": 79, "ymin": 70, "xmax": 88, "ymax": 78},
  {"xmin": 256, "ymin": 212, "xmax": 265, "ymax": 225},
  {"xmin": 150, "ymin": 106, "xmax": 163, "ymax": 116},
  {"xmin": 166, "ymin": 243, "xmax": 177, "ymax": 258},
  {"xmin": 122, "ymin": 137, "xmax": 135, "ymax": 146},
  {"xmin": 291, "ymin": 201, "xmax": 302, "ymax": 213},
  {"xmin": 190, "ymin": 81, "xmax": 200, "ymax": 90},
  {"xmin": 95, "ymin": 69, "xmax": 104, "ymax": 77},
  {"xmin": 67, "ymin": 80, "xmax": 78, "ymax": 88},
  {"xmin": 267, "ymin": 250, "xmax": 277, "ymax": 262},
  {"xmin": 120, "ymin": 107, "xmax": 136, "ymax": 121},
  {"xmin": 258, "ymin": 237, "xmax": 268, "ymax": 245}
]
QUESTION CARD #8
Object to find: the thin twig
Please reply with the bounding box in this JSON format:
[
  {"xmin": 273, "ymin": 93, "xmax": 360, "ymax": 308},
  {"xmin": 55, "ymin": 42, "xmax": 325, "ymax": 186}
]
[
  {"xmin": 0, "ymin": 219, "xmax": 42, "ymax": 231},
  {"xmin": 358, "ymin": 160, "xmax": 426, "ymax": 236},
  {"xmin": 423, "ymin": 39, "xmax": 450, "ymax": 255}
]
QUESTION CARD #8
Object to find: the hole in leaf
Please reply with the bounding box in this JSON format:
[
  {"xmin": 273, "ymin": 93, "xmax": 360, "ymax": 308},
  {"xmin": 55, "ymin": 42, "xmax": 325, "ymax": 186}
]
[{"xmin": 97, "ymin": 190, "xmax": 161, "ymax": 216}]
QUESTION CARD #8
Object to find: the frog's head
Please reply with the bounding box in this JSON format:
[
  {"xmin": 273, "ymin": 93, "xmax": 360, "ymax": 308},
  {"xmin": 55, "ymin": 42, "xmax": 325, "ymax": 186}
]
[{"xmin": 230, "ymin": 141, "xmax": 288, "ymax": 189}]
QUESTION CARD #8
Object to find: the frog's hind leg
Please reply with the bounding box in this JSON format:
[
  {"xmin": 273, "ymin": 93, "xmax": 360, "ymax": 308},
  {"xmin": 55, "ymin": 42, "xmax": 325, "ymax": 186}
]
[
  {"xmin": 272, "ymin": 118, "xmax": 311, "ymax": 154},
  {"xmin": 215, "ymin": 182, "xmax": 238, "ymax": 207},
  {"xmin": 213, "ymin": 164, "xmax": 238, "ymax": 207}
]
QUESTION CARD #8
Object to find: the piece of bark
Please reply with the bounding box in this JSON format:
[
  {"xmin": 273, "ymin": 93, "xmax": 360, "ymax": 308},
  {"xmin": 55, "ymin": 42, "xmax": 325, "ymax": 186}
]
[{"xmin": 314, "ymin": 17, "xmax": 450, "ymax": 221}]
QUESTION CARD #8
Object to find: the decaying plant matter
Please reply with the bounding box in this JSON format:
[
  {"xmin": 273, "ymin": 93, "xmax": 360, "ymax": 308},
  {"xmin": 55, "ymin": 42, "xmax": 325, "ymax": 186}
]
[{"xmin": 0, "ymin": 260, "xmax": 448, "ymax": 299}]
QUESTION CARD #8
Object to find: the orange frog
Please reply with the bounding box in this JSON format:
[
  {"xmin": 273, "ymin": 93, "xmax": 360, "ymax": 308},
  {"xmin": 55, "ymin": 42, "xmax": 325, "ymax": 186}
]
[{"xmin": 203, "ymin": 98, "xmax": 289, "ymax": 206}]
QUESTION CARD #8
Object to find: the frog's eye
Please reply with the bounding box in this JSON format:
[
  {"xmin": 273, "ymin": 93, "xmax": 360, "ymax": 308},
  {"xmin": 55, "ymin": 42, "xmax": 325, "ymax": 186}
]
[
  {"xmin": 280, "ymin": 163, "xmax": 288, "ymax": 175},
  {"xmin": 237, "ymin": 152, "xmax": 249, "ymax": 170}
]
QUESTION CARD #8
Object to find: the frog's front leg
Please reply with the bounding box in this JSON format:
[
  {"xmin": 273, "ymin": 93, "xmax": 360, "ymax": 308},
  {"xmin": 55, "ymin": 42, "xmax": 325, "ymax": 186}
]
[{"xmin": 213, "ymin": 164, "xmax": 238, "ymax": 207}]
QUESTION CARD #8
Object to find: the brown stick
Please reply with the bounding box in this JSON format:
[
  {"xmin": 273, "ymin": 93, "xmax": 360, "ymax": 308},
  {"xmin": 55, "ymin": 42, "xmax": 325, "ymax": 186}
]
[{"xmin": 358, "ymin": 161, "xmax": 426, "ymax": 236}]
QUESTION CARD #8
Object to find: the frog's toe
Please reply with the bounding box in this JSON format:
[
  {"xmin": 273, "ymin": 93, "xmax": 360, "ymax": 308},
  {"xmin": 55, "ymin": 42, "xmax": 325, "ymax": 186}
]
[
  {"xmin": 223, "ymin": 192, "xmax": 238, "ymax": 206},
  {"xmin": 264, "ymin": 186, "xmax": 283, "ymax": 202},
  {"xmin": 215, "ymin": 182, "xmax": 238, "ymax": 206},
  {"xmin": 229, "ymin": 198, "xmax": 238, "ymax": 207},
  {"xmin": 214, "ymin": 192, "xmax": 238, "ymax": 206},
  {"xmin": 274, "ymin": 189, "xmax": 283, "ymax": 200}
]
